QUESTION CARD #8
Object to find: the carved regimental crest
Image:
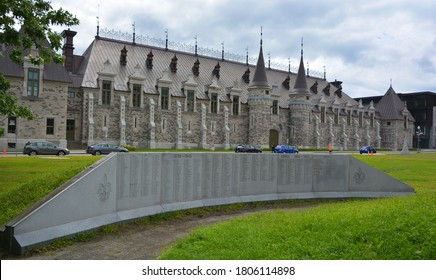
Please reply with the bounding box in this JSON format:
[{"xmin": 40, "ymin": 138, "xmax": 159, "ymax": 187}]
[
  {"xmin": 97, "ymin": 174, "xmax": 111, "ymax": 202},
  {"xmin": 353, "ymin": 167, "xmax": 365, "ymax": 184}
]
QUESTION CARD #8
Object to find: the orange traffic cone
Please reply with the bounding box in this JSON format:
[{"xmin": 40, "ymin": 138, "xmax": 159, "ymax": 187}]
[{"xmin": 3, "ymin": 149, "xmax": 6, "ymax": 155}]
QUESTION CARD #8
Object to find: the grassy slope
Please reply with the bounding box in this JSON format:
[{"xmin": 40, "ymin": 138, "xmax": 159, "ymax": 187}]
[
  {"xmin": 159, "ymin": 154, "xmax": 436, "ymax": 259},
  {"xmin": 0, "ymin": 156, "xmax": 100, "ymax": 225}
]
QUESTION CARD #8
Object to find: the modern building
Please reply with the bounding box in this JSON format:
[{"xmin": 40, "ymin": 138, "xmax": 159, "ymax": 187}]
[{"xmin": 1, "ymin": 28, "xmax": 416, "ymax": 151}]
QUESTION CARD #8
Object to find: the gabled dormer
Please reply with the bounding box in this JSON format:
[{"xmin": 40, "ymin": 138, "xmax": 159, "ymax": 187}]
[
  {"xmin": 128, "ymin": 64, "xmax": 145, "ymax": 108},
  {"xmin": 156, "ymin": 69, "xmax": 172, "ymax": 110},
  {"xmin": 207, "ymin": 76, "xmax": 221, "ymax": 113},
  {"xmin": 182, "ymin": 74, "xmax": 198, "ymax": 112},
  {"xmin": 97, "ymin": 59, "xmax": 116, "ymax": 106},
  {"xmin": 228, "ymin": 80, "xmax": 242, "ymax": 115}
]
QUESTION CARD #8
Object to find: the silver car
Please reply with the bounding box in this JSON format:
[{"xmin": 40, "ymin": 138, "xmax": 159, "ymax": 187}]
[{"xmin": 23, "ymin": 141, "xmax": 70, "ymax": 156}]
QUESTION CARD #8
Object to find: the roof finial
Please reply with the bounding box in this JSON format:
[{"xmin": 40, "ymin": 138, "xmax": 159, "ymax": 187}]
[
  {"xmin": 288, "ymin": 57, "xmax": 291, "ymax": 73},
  {"xmin": 165, "ymin": 29, "xmax": 168, "ymax": 50},
  {"xmin": 221, "ymin": 41, "xmax": 224, "ymax": 60},
  {"xmin": 390, "ymin": 78, "xmax": 392, "ymax": 87},
  {"xmin": 132, "ymin": 22, "xmax": 136, "ymax": 44},
  {"xmin": 301, "ymin": 37, "xmax": 304, "ymax": 57},
  {"xmin": 194, "ymin": 36, "xmax": 198, "ymax": 56},
  {"xmin": 323, "ymin": 65, "xmax": 326, "ymax": 80},
  {"xmin": 245, "ymin": 47, "xmax": 248, "ymax": 65},
  {"xmin": 96, "ymin": 4, "xmax": 100, "ymax": 37},
  {"xmin": 268, "ymin": 52, "xmax": 271, "ymax": 69},
  {"xmin": 260, "ymin": 26, "xmax": 263, "ymax": 46}
]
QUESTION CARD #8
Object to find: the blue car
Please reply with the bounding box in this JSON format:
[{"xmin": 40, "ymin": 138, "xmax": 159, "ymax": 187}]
[
  {"xmin": 360, "ymin": 146, "xmax": 376, "ymax": 154},
  {"xmin": 273, "ymin": 145, "xmax": 299, "ymax": 154}
]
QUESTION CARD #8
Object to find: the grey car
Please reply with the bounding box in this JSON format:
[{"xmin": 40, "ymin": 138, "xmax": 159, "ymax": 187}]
[
  {"xmin": 23, "ymin": 141, "xmax": 70, "ymax": 156},
  {"xmin": 86, "ymin": 143, "xmax": 129, "ymax": 155}
]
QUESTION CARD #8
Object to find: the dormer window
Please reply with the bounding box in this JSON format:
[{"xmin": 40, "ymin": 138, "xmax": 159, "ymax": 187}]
[
  {"xmin": 132, "ymin": 84, "xmax": 141, "ymax": 107},
  {"xmin": 187, "ymin": 90, "xmax": 195, "ymax": 112},
  {"xmin": 27, "ymin": 68, "xmax": 40, "ymax": 97},
  {"xmin": 102, "ymin": 80, "xmax": 111, "ymax": 105},
  {"xmin": 210, "ymin": 92, "xmax": 218, "ymax": 113},
  {"xmin": 232, "ymin": 96, "xmax": 239, "ymax": 115},
  {"xmin": 161, "ymin": 87, "xmax": 169, "ymax": 110}
]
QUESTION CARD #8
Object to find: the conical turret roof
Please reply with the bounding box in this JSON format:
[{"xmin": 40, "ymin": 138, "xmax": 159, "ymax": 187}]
[
  {"xmin": 293, "ymin": 51, "xmax": 309, "ymax": 93},
  {"xmin": 250, "ymin": 44, "xmax": 269, "ymax": 88}
]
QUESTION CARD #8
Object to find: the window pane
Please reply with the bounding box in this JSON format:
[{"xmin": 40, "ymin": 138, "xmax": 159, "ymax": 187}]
[
  {"xmin": 46, "ymin": 118, "xmax": 54, "ymax": 135},
  {"xmin": 27, "ymin": 69, "xmax": 39, "ymax": 97}
]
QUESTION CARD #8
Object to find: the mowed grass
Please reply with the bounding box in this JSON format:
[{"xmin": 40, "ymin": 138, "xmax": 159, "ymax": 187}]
[
  {"xmin": 159, "ymin": 153, "xmax": 436, "ymax": 260},
  {"xmin": 0, "ymin": 156, "xmax": 100, "ymax": 225}
]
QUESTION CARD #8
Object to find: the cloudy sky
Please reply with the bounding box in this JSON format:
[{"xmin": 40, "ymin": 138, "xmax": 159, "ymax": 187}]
[{"xmin": 51, "ymin": 0, "xmax": 435, "ymax": 98}]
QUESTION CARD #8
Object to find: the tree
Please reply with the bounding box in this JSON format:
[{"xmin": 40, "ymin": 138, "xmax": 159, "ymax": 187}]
[{"xmin": 0, "ymin": 0, "xmax": 79, "ymax": 136}]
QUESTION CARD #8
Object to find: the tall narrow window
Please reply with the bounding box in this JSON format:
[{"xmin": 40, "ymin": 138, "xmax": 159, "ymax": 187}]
[
  {"xmin": 27, "ymin": 68, "xmax": 39, "ymax": 97},
  {"xmin": 321, "ymin": 107, "xmax": 326, "ymax": 123},
  {"xmin": 102, "ymin": 80, "xmax": 111, "ymax": 105},
  {"xmin": 370, "ymin": 113, "xmax": 374, "ymax": 128},
  {"xmin": 233, "ymin": 96, "xmax": 239, "ymax": 115},
  {"xmin": 187, "ymin": 90, "xmax": 195, "ymax": 112},
  {"xmin": 132, "ymin": 84, "xmax": 141, "ymax": 107},
  {"xmin": 272, "ymin": 100, "xmax": 278, "ymax": 115},
  {"xmin": 46, "ymin": 118, "xmax": 54, "ymax": 135},
  {"xmin": 210, "ymin": 93, "xmax": 218, "ymax": 113},
  {"xmin": 8, "ymin": 117, "xmax": 16, "ymax": 134},
  {"xmin": 161, "ymin": 87, "xmax": 169, "ymax": 110},
  {"xmin": 334, "ymin": 108, "xmax": 339, "ymax": 124},
  {"xmin": 347, "ymin": 110, "xmax": 351, "ymax": 125},
  {"xmin": 359, "ymin": 112, "xmax": 363, "ymax": 127}
]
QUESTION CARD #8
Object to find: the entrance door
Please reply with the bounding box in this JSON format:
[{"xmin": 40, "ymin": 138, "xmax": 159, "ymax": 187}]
[
  {"xmin": 66, "ymin": 119, "xmax": 75, "ymax": 141},
  {"xmin": 269, "ymin": 129, "xmax": 279, "ymax": 149}
]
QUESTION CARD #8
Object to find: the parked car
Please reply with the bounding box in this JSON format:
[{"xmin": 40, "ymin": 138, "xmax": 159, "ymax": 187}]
[
  {"xmin": 235, "ymin": 144, "xmax": 262, "ymax": 153},
  {"xmin": 23, "ymin": 141, "xmax": 70, "ymax": 156},
  {"xmin": 273, "ymin": 144, "xmax": 299, "ymax": 154},
  {"xmin": 360, "ymin": 146, "xmax": 377, "ymax": 154},
  {"xmin": 86, "ymin": 143, "xmax": 129, "ymax": 155}
]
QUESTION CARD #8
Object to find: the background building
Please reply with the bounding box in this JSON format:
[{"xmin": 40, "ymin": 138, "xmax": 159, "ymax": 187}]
[{"xmin": 1, "ymin": 28, "xmax": 416, "ymax": 151}]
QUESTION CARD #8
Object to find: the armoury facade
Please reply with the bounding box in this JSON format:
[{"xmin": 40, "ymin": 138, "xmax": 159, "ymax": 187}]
[{"xmin": 0, "ymin": 29, "xmax": 415, "ymax": 151}]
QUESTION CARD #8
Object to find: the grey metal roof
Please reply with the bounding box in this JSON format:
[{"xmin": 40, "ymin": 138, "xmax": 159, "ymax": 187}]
[
  {"xmin": 250, "ymin": 45, "xmax": 269, "ymax": 88},
  {"xmin": 375, "ymin": 86, "xmax": 415, "ymax": 121},
  {"xmin": 293, "ymin": 55, "xmax": 309, "ymax": 93},
  {"xmin": 0, "ymin": 45, "xmax": 71, "ymax": 83},
  {"xmin": 75, "ymin": 37, "xmax": 359, "ymax": 108}
]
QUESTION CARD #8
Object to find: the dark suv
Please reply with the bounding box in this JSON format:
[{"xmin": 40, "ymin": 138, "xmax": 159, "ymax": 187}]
[
  {"xmin": 235, "ymin": 144, "xmax": 262, "ymax": 153},
  {"xmin": 23, "ymin": 141, "xmax": 70, "ymax": 156}
]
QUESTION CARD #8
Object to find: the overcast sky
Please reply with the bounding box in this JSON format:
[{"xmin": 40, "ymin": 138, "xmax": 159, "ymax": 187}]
[{"xmin": 51, "ymin": 0, "xmax": 435, "ymax": 98}]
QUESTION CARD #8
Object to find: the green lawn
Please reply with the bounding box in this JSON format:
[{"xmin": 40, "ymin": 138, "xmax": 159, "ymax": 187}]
[
  {"xmin": 158, "ymin": 153, "xmax": 436, "ymax": 259},
  {"xmin": 0, "ymin": 156, "xmax": 100, "ymax": 225}
]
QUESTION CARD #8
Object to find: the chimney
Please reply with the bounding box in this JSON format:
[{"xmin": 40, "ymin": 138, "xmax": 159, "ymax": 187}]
[{"xmin": 61, "ymin": 29, "xmax": 77, "ymax": 73}]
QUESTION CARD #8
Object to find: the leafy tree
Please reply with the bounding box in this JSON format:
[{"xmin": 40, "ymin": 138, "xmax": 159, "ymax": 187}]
[{"xmin": 0, "ymin": 0, "xmax": 79, "ymax": 136}]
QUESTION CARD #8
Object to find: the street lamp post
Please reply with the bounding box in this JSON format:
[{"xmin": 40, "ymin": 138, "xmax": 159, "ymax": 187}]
[{"xmin": 416, "ymin": 126, "xmax": 423, "ymax": 152}]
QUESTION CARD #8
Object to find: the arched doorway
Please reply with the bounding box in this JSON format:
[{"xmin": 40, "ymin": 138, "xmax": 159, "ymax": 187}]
[{"xmin": 269, "ymin": 129, "xmax": 279, "ymax": 150}]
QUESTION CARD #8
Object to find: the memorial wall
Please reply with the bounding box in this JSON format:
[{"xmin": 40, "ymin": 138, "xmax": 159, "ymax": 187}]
[{"xmin": 1, "ymin": 153, "xmax": 414, "ymax": 254}]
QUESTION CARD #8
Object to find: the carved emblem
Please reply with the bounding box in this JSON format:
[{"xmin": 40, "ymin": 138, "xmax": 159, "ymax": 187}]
[
  {"xmin": 353, "ymin": 167, "xmax": 365, "ymax": 184},
  {"xmin": 97, "ymin": 174, "xmax": 111, "ymax": 202}
]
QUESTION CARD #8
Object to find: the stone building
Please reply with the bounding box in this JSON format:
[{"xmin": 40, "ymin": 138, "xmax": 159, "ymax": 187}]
[{"xmin": 1, "ymin": 29, "xmax": 415, "ymax": 151}]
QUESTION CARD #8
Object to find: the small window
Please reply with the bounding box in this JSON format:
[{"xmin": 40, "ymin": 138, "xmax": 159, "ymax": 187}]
[
  {"xmin": 27, "ymin": 68, "xmax": 39, "ymax": 97},
  {"xmin": 210, "ymin": 93, "xmax": 218, "ymax": 113},
  {"xmin": 321, "ymin": 107, "xmax": 326, "ymax": 123},
  {"xmin": 272, "ymin": 100, "xmax": 278, "ymax": 115},
  {"xmin": 68, "ymin": 91, "xmax": 76, "ymax": 98},
  {"xmin": 232, "ymin": 96, "xmax": 239, "ymax": 115},
  {"xmin": 187, "ymin": 90, "xmax": 195, "ymax": 112},
  {"xmin": 8, "ymin": 117, "xmax": 16, "ymax": 134},
  {"xmin": 102, "ymin": 80, "xmax": 111, "ymax": 105},
  {"xmin": 161, "ymin": 87, "xmax": 169, "ymax": 110},
  {"xmin": 132, "ymin": 84, "xmax": 141, "ymax": 107},
  {"xmin": 46, "ymin": 118, "xmax": 54, "ymax": 135}
]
